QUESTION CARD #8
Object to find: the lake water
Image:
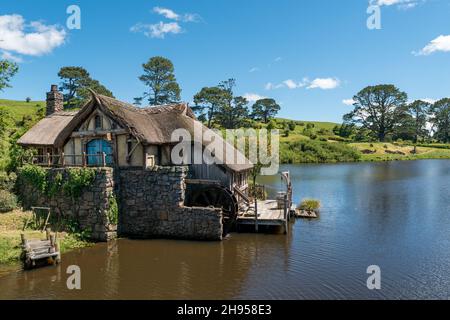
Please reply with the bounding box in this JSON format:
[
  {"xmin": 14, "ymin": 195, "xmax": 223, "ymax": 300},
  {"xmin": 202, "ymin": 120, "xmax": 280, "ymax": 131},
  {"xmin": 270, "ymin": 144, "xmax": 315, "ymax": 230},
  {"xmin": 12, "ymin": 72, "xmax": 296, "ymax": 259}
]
[{"xmin": 1, "ymin": 160, "xmax": 449, "ymax": 299}]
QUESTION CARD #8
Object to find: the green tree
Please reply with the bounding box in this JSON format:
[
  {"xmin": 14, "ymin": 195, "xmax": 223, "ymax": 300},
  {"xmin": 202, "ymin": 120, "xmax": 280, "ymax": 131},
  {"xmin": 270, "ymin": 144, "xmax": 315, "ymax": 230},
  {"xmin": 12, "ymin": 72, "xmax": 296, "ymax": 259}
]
[
  {"xmin": 251, "ymin": 98, "xmax": 281, "ymax": 123},
  {"xmin": 344, "ymin": 85, "xmax": 408, "ymax": 142},
  {"xmin": 193, "ymin": 86, "xmax": 227, "ymax": 128},
  {"xmin": 405, "ymin": 100, "xmax": 431, "ymax": 144},
  {"xmin": 0, "ymin": 60, "xmax": 19, "ymax": 92},
  {"xmin": 139, "ymin": 56, "xmax": 181, "ymax": 105},
  {"xmin": 430, "ymin": 98, "xmax": 450, "ymax": 143},
  {"xmin": 215, "ymin": 96, "xmax": 250, "ymax": 129},
  {"xmin": 58, "ymin": 67, "xmax": 90, "ymax": 108},
  {"xmin": 77, "ymin": 78, "xmax": 114, "ymax": 103}
]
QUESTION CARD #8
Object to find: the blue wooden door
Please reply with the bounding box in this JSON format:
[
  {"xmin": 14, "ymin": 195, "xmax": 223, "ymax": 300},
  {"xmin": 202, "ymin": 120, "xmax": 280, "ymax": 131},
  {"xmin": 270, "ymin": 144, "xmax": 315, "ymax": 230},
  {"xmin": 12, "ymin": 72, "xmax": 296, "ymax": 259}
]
[{"xmin": 86, "ymin": 139, "xmax": 113, "ymax": 165}]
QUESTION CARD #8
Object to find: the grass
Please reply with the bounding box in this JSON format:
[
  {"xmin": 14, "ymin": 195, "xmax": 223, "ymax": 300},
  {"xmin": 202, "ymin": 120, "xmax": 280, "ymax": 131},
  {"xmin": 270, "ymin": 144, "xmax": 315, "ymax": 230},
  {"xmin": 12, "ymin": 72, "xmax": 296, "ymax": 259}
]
[
  {"xmin": 298, "ymin": 199, "xmax": 321, "ymax": 211},
  {"xmin": 0, "ymin": 99, "xmax": 44, "ymax": 121},
  {"xmin": 0, "ymin": 209, "xmax": 93, "ymax": 266},
  {"xmin": 349, "ymin": 142, "xmax": 450, "ymax": 161}
]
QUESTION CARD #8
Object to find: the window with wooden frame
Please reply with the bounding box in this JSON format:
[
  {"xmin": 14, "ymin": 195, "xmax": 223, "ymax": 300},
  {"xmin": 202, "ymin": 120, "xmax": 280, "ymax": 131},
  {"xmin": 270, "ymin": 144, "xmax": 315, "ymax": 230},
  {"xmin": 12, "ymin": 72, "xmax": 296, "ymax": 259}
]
[{"xmin": 94, "ymin": 115, "xmax": 102, "ymax": 130}]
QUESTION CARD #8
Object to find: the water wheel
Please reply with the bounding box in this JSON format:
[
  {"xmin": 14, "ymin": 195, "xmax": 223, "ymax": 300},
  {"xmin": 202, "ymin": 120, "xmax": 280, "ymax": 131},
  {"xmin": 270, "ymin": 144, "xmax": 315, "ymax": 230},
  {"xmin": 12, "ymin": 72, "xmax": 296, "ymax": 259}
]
[{"xmin": 188, "ymin": 185, "xmax": 239, "ymax": 236}]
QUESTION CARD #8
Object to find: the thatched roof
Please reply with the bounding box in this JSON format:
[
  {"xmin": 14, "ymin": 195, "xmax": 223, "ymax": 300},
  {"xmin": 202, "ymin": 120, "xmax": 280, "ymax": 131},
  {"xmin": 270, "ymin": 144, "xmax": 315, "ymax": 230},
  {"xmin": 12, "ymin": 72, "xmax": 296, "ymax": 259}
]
[
  {"xmin": 17, "ymin": 111, "xmax": 78, "ymax": 147},
  {"xmin": 18, "ymin": 92, "xmax": 253, "ymax": 172}
]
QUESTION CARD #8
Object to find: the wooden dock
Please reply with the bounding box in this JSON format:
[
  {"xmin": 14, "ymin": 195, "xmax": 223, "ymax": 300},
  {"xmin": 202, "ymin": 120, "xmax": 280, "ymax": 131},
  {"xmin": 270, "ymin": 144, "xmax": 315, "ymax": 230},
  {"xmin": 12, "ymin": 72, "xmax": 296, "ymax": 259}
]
[
  {"xmin": 237, "ymin": 199, "xmax": 294, "ymax": 233},
  {"xmin": 21, "ymin": 229, "xmax": 61, "ymax": 269}
]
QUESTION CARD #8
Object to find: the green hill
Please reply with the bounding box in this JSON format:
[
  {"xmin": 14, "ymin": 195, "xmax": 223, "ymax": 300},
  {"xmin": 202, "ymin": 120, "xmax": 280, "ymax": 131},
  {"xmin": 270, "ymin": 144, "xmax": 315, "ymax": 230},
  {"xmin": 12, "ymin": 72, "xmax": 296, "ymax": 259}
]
[
  {"xmin": 0, "ymin": 100, "xmax": 45, "ymax": 171},
  {"xmin": 0, "ymin": 99, "xmax": 45, "ymax": 121}
]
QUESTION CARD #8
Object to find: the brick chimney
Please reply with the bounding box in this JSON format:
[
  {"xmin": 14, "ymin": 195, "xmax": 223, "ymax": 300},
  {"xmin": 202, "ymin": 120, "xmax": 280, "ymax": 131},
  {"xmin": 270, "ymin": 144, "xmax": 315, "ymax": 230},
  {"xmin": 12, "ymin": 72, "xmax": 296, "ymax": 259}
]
[{"xmin": 46, "ymin": 84, "xmax": 64, "ymax": 116}]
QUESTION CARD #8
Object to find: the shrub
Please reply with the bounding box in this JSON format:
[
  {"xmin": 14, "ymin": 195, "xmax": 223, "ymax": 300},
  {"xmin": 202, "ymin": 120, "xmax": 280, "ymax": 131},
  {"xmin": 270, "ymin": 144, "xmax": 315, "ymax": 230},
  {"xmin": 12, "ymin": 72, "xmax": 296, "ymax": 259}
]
[
  {"xmin": 107, "ymin": 193, "xmax": 118, "ymax": 225},
  {"xmin": 280, "ymin": 140, "xmax": 361, "ymax": 164},
  {"xmin": 0, "ymin": 189, "xmax": 18, "ymax": 212},
  {"xmin": 298, "ymin": 199, "xmax": 321, "ymax": 211},
  {"xmin": 0, "ymin": 171, "xmax": 17, "ymax": 191},
  {"xmin": 288, "ymin": 122, "xmax": 296, "ymax": 131}
]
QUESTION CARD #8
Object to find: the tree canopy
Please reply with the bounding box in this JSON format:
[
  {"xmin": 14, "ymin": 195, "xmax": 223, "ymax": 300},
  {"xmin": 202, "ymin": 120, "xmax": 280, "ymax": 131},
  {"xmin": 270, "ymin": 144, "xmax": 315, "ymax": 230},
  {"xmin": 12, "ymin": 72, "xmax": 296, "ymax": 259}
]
[
  {"xmin": 431, "ymin": 98, "xmax": 450, "ymax": 143},
  {"xmin": 139, "ymin": 56, "xmax": 181, "ymax": 105},
  {"xmin": 343, "ymin": 84, "xmax": 408, "ymax": 142},
  {"xmin": 0, "ymin": 60, "xmax": 19, "ymax": 92},
  {"xmin": 251, "ymin": 98, "xmax": 281, "ymax": 123},
  {"xmin": 58, "ymin": 66, "xmax": 114, "ymax": 108},
  {"xmin": 193, "ymin": 86, "xmax": 227, "ymax": 128}
]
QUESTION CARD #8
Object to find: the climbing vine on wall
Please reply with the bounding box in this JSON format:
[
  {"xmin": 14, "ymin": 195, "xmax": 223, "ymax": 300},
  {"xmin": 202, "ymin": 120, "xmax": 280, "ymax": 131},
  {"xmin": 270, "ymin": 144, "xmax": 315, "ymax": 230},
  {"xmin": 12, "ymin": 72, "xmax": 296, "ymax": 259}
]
[
  {"xmin": 107, "ymin": 193, "xmax": 118, "ymax": 225},
  {"xmin": 63, "ymin": 168, "xmax": 96, "ymax": 198},
  {"xmin": 19, "ymin": 165, "xmax": 97, "ymax": 199}
]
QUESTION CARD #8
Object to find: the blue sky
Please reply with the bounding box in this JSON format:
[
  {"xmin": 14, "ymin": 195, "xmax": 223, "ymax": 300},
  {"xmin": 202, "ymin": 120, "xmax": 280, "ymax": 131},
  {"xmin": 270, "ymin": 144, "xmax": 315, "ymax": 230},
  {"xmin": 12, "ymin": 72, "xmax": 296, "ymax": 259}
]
[{"xmin": 1, "ymin": 0, "xmax": 450, "ymax": 122}]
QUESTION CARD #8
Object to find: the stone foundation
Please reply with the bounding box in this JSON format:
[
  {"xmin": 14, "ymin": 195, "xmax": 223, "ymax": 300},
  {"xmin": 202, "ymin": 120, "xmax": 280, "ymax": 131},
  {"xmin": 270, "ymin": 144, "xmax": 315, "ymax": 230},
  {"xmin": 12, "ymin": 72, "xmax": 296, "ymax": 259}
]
[
  {"xmin": 17, "ymin": 167, "xmax": 116, "ymax": 241},
  {"xmin": 17, "ymin": 166, "xmax": 223, "ymax": 242},
  {"xmin": 117, "ymin": 167, "xmax": 223, "ymax": 241}
]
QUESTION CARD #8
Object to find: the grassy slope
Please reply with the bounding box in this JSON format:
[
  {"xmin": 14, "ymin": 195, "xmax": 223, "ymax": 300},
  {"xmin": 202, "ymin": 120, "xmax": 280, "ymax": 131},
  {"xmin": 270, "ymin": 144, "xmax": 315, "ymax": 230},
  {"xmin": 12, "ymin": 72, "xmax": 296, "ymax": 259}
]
[
  {"xmin": 0, "ymin": 210, "xmax": 92, "ymax": 265},
  {"xmin": 0, "ymin": 99, "xmax": 44, "ymax": 121},
  {"xmin": 0, "ymin": 99, "xmax": 448, "ymax": 163},
  {"xmin": 0, "ymin": 100, "xmax": 44, "ymax": 170},
  {"xmin": 349, "ymin": 142, "xmax": 450, "ymax": 161}
]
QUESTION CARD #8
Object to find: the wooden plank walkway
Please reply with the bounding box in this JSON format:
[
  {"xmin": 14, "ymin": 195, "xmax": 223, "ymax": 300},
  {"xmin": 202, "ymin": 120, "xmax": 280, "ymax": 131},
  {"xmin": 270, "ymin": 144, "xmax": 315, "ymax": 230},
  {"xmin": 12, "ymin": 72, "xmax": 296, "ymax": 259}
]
[{"xmin": 237, "ymin": 200, "xmax": 287, "ymax": 227}]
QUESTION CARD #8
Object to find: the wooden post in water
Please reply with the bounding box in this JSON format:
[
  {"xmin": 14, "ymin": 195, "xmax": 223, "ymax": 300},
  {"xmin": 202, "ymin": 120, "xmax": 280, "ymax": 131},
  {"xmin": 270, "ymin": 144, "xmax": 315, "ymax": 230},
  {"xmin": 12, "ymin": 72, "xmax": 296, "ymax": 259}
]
[
  {"xmin": 283, "ymin": 194, "xmax": 288, "ymax": 235},
  {"xmin": 255, "ymin": 195, "xmax": 258, "ymax": 232}
]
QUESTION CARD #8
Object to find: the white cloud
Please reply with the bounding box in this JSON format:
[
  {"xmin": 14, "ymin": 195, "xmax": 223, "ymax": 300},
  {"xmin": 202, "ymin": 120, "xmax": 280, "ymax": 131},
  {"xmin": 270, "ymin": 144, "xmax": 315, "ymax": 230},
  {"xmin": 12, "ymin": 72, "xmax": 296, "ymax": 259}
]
[
  {"xmin": 307, "ymin": 78, "xmax": 340, "ymax": 90},
  {"xmin": 415, "ymin": 35, "xmax": 450, "ymax": 56},
  {"xmin": 1, "ymin": 50, "xmax": 23, "ymax": 62},
  {"xmin": 153, "ymin": 7, "xmax": 200, "ymax": 23},
  {"xmin": 0, "ymin": 14, "xmax": 66, "ymax": 58},
  {"xmin": 153, "ymin": 7, "xmax": 179, "ymax": 20},
  {"xmin": 408, "ymin": 98, "xmax": 436, "ymax": 104},
  {"xmin": 265, "ymin": 77, "xmax": 340, "ymax": 91},
  {"xmin": 421, "ymin": 98, "xmax": 436, "ymax": 104},
  {"xmin": 249, "ymin": 67, "xmax": 259, "ymax": 73},
  {"xmin": 342, "ymin": 98, "xmax": 356, "ymax": 106},
  {"xmin": 370, "ymin": 0, "xmax": 423, "ymax": 9},
  {"xmin": 274, "ymin": 57, "xmax": 282, "ymax": 62},
  {"xmin": 243, "ymin": 93, "xmax": 266, "ymax": 102},
  {"xmin": 283, "ymin": 79, "xmax": 308, "ymax": 89},
  {"xmin": 131, "ymin": 22, "xmax": 182, "ymax": 39},
  {"xmin": 132, "ymin": 7, "xmax": 200, "ymax": 39}
]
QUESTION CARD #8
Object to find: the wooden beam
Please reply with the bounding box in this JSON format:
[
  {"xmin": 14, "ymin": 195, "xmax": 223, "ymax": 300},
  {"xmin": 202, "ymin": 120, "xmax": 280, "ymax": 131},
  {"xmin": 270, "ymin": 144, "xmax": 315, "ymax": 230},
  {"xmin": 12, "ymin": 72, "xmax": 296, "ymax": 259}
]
[{"xmin": 71, "ymin": 129, "xmax": 127, "ymax": 138}]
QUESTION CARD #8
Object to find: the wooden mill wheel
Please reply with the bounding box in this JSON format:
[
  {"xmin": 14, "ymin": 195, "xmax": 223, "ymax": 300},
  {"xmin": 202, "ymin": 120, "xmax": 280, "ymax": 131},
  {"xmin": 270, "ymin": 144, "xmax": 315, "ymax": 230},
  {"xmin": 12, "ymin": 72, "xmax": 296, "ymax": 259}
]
[{"xmin": 189, "ymin": 185, "xmax": 239, "ymax": 236}]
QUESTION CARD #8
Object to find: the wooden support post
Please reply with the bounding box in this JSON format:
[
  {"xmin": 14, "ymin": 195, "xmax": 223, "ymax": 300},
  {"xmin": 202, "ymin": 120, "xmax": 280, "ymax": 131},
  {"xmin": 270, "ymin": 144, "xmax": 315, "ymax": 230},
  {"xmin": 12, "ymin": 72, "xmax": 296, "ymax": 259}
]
[
  {"xmin": 46, "ymin": 227, "xmax": 51, "ymax": 240},
  {"xmin": 47, "ymin": 153, "xmax": 51, "ymax": 167},
  {"xmin": 102, "ymin": 152, "xmax": 106, "ymax": 167},
  {"xmin": 61, "ymin": 152, "xmax": 65, "ymax": 166},
  {"xmin": 283, "ymin": 194, "xmax": 288, "ymax": 234},
  {"xmin": 82, "ymin": 152, "xmax": 87, "ymax": 167},
  {"xmin": 20, "ymin": 233, "xmax": 27, "ymax": 247},
  {"xmin": 255, "ymin": 196, "xmax": 259, "ymax": 232},
  {"xmin": 42, "ymin": 209, "xmax": 51, "ymax": 232},
  {"xmin": 49, "ymin": 234, "xmax": 55, "ymax": 253}
]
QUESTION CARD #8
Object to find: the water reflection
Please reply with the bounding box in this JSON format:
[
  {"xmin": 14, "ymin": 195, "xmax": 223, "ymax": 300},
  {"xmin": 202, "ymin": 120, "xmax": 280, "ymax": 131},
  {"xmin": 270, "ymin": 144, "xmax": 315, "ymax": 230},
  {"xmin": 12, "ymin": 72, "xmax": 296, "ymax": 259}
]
[{"xmin": 1, "ymin": 160, "xmax": 449, "ymax": 299}]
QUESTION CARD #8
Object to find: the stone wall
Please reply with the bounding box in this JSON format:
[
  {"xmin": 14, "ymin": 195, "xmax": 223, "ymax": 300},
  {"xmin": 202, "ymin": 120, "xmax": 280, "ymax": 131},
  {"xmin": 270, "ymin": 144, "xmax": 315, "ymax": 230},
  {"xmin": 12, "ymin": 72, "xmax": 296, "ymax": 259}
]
[
  {"xmin": 17, "ymin": 167, "xmax": 116, "ymax": 241},
  {"xmin": 17, "ymin": 166, "xmax": 223, "ymax": 242},
  {"xmin": 117, "ymin": 166, "xmax": 223, "ymax": 241}
]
